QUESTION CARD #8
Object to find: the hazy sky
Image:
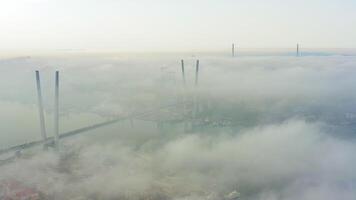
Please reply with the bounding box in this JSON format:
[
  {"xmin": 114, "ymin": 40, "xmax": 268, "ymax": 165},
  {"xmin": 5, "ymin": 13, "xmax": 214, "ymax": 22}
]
[{"xmin": 0, "ymin": 0, "xmax": 355, "ymax": 51}]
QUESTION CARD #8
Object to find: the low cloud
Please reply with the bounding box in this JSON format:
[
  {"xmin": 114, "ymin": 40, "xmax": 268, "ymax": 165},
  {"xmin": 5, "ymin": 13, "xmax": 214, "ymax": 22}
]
[{"xmin": 1, "ymin": 55, "xmax": 356, "ymax": 199}]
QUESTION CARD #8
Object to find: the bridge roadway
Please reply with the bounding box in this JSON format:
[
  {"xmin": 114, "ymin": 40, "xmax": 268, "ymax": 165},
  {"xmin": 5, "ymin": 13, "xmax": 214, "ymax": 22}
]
[{"xmin": 0, "ymin": 102, "xmax": 190, "ymax": 156}]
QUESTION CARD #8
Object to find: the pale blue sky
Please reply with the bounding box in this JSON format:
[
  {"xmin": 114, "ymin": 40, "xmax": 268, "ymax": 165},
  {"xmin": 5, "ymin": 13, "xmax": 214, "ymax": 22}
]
[{"xmin": 0, "ymin": 0, "xmax": 355, "ymax": 51}]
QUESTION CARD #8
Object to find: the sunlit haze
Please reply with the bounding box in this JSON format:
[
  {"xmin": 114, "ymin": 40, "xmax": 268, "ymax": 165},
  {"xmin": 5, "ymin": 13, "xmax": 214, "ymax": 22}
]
[{"xmin": 0, "ymin": 0, "xmax": 355, "ymax": 52}]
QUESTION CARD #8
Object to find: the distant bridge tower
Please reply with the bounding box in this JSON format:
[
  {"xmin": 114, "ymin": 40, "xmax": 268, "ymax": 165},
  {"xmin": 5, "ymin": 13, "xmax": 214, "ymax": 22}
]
[
  {"xmin": 232, "ymin": 43, "xmax": 236, "ymax": 57},
  {"xmin": 297, "ymin": 43, "xmax": 300, "ymax": 57}
]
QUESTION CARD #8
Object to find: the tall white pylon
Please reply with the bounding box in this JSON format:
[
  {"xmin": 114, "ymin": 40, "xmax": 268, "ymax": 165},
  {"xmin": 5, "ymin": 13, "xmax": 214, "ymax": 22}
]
[
  {"xmin": 181, "ymin": 59, "xmax": 186, "ymax": 86},
  {"xmin": 35, "ymin": 71, "xmax": 48, "ymax": 148},
  {"xmin": 54, "ymin": 71, "xmax": 60, "ymax": 149},
  {"xmin": 232, "ymin": 43, "xmax": 235, "ymax": 57}
]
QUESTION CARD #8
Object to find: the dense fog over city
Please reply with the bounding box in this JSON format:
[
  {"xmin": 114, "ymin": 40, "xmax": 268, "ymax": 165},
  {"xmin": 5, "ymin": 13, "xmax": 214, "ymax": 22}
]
[
  {"xmin": 1, "ymin": 53, "xmax": 356, "ymax": 199},
  {"xmin": 1, "ymin": 0, "xmax": 355, "ymax": 198}
]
